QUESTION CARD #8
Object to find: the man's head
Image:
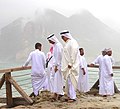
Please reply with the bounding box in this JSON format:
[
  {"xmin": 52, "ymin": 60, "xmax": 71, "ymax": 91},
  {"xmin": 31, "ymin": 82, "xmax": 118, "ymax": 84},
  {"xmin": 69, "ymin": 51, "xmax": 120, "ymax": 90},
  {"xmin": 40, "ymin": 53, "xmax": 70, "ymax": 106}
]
[
  {"xmin": 61, "ymin": 36, "xmax": 69, "ymax": 42},
  {"xmin": 47, "ymin": 34, "xmax": 58, "ymax": 44},
  {"xmin": 35, "ymin": 42, "xmax": 42, "ymax": 51},
  {"xmin": 101, "ymin": 48, "xmax": 107, "ymax": 56},
  {"xmin": 79, "ymin": 48, "xmax": 84, "ymax": 56},
  {"xmin": 106, "ymin": 48, "xmax": 112, "ymax": 56},
  {"xmin": 60, "ymin": 30, "xmax": 72, "ymax": 42},
  {"xmin": 102, "ymin": 51, "xmax": 106, "ymax": 56}
]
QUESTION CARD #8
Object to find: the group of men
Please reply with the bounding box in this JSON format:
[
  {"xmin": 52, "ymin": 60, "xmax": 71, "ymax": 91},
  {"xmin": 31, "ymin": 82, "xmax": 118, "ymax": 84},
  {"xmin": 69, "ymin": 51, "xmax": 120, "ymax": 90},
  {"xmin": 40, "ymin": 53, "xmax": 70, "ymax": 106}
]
[
  {"xmin": 89, "ymin": 48, "xmax": 114, "ymax": 97},
  {"xmin": 23, "ymin": 30, "xmax": 115, "ymax": 102}
]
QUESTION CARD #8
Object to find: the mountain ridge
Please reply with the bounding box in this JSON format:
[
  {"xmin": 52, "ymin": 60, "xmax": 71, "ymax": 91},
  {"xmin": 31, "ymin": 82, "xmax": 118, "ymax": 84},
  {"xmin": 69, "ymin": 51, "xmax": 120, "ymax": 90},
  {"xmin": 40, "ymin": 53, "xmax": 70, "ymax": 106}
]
[{"xmin": 0, "ymin": 8, "xmax": 120, "ymax": 63}]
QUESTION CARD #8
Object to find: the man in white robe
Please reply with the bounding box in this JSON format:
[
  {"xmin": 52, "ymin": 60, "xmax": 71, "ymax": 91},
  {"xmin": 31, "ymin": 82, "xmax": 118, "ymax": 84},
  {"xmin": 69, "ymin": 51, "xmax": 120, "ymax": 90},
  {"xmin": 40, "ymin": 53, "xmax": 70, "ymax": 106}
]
[
  {"xmin": 60, "ymin": 30, "xmax": 79, "ymax": 102},
  {"xmin": 47, "ymin": 34, "xmax": 64, "ymax": 100},
  {"xmin": 107, "ymin": 48, "xmax": 115, "ymax": 65},
  {"xmin": 46, "ymin": 46, "xmax": 54, "ymax": 93},
  {"xmin": 78, "ymin": 48, "xmax": 89, "ymax": 93},
  {"xmin": 100, "ymin": 48, "xmax": 114, "ymax": 96},
  {"xmin": 89, "ymin": 48, "xmax": 108, "ymax": 95},
  {"xmin": 90, "ymin": 48, "xmax": 107, "ymax": 75},
  {"xmin": 23, "ymin": 43, "xmax": 47, "ymax": 96}
]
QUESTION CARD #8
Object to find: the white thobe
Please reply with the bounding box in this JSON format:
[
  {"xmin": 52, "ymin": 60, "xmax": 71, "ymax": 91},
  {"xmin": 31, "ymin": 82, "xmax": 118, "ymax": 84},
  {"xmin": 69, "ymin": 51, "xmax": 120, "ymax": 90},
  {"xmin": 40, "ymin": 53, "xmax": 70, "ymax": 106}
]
[
  {"xmin": 110, "ymin": 56, "xmax": 115, "ymax": 65},
  {"xmin": 53, "ymin": 42, "xmax": 64, "ymax": 95},
  {"xmin": 46, "ymin": 52, "xmax": 55, "ymax": 93},
  {"xmin": 23, "ymin": 49, "xmax": 47, "ymax": 96},
  {"xmin": 61, "ymin": 39, "xmax": 79, "ymax": 99},
  {"xmin": 78, "ymin": 55, "xmax": 89, "ymax": 92},
  {"xmin": 99, "ymin": 55, "xmax": 114, "ymax": 95},
  {"xmin": 92, "ymin": 55, "xmax": 104, "ymax": 89},
  {"xmin": 92, "ymin": 55, "xmax": 104, "ymax": 78}
]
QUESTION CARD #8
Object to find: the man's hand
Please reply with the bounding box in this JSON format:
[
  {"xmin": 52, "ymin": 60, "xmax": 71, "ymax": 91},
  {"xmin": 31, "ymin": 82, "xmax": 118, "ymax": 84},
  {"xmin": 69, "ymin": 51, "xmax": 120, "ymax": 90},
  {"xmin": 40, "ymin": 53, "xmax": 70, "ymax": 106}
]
[
  {"xmin": 22, "ymin": 66, "xmax": 25, "ymax": 68},
  {"xmin": 88, "ymin": 64, "xmax": 94, "ymax": 67},
  {"xmin": 68, "ymin": 65, "xmax": 72, "ymax": 69},
  {"xmin": 82, "ymin": 68, "xmax": 86, "ymax": 75},
  {"xmin": 54, "ymin": 66, "xmax": 58, "ymax": 72},
  {"xmin": 83, "ymin": 71, "xmax": 86, "ymax": 75},
  {"xmin": 110, "ymin": 73, "xmax": 113, "ymax": 77}
]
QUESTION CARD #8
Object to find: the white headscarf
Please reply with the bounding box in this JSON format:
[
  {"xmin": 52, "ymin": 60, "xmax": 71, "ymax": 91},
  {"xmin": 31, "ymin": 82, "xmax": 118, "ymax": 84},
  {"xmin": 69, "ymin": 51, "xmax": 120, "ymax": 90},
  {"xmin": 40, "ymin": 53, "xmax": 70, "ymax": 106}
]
[
  {"xmin": 106, "ymin": 48, "xmax": 112, "ymax": 52},
  {"xmin": 60, "ymin": 30, "xmax": 73, "ymax": 39},
  {"xmin": 47, "ymin": 34, "xmax": 59, "ymax": 43},
  {"xmin": 101, "ymin": 48, "xmax": 107, "ymax": 52}
]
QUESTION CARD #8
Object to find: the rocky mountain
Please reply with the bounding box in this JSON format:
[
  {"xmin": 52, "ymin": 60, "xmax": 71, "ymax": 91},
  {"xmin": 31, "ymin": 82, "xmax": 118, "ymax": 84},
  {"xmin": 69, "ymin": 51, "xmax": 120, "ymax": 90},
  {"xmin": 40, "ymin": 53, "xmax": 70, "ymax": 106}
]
[
  {"xmin": 0, "ymin": 9, "xmax": 120, "ymax": 63},
  {"xmin": 68, "ymin": 10, "xmax": 120, "ymax": 61}
]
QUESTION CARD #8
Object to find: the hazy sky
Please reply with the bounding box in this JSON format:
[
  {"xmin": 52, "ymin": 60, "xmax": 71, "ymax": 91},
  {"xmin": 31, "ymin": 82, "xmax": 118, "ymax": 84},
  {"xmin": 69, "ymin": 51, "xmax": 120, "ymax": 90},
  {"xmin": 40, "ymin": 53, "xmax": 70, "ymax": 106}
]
[{"xmin": 0, "ymin": 0, "xmax": 120, "ymax": 31}]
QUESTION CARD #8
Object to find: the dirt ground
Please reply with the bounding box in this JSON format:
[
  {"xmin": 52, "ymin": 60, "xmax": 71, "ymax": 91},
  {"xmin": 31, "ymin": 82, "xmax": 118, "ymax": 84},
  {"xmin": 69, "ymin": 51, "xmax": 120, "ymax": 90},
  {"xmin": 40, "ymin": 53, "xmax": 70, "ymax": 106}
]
[{"xmin": 1, "ymin": 90, "xmax": 120, "ymax": 109}]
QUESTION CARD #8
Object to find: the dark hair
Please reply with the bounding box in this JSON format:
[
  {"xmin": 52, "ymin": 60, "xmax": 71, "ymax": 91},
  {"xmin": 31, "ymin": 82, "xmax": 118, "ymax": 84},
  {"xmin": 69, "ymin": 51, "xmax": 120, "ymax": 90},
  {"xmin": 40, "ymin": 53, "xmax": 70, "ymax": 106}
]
[
  {"xmin": 79, "ymin": 48, "xmax": 83, "ymax": 51},
  {"xmin": 35, "ymin": 43, "xmax": 42, "ymax": 49}
]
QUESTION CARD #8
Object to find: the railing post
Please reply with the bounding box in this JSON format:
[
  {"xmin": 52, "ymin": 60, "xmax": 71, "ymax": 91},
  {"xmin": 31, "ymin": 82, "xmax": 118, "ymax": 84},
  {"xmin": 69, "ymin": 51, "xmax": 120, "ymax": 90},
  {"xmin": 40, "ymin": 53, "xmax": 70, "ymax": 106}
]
[
  {"xmin": 5, "ymin": 72, "xmax": 13, "ymax": 107},
  {"xmin": 0, "ymin": 74, "xmax": 5, "ymax": 89}
]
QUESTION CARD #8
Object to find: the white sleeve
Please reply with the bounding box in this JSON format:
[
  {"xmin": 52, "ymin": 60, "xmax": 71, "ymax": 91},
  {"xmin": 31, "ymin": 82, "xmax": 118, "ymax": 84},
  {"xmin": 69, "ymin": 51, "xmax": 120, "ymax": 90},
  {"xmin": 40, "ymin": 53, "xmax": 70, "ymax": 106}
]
[
  {"xmin": 42, "ymin": 52, "xmax": 46, "ymax": 69},
  {"xmin": 70, "ymin": 41, "xmax": 78, "ymax": 66},
  {"xmin": 23, "ymin": 53, "xmax": 32, "ymax": 67},
  {"xmin": 54, "ymin": 45, "xmax": 62, "ymax": 66},
  {"xmin": 104, "ymin": 57, "xmax": 113, "ymax": 74},
  {"xmin": 80, "ymin": 57, "xmax": 84, "ymax": 69},
  {"xmin": 110, "ymin": 56, "xmax": 115, "ymax": 65},
  {"xmin": 92, "ymin": 56, "xmax": 99, "ymax": 65}
]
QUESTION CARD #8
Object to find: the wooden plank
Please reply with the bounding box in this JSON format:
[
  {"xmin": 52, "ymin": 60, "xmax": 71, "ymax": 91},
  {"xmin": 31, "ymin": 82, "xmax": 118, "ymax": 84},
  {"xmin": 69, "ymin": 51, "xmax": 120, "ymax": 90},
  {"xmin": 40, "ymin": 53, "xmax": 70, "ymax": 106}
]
[
  {"xmin": 0, "ymin": 65, "xmax": 120, "ymax": 74},
  {"xmin": 0, "ymin": 66, "xmax": 31, "ymax": 74},
  {"xmin": 89, "ymin": 79, "xmax": 120, "ymax": 94},
  {"xmin": 5, "ymin": 72, "xmax": 13, "ymax": 107},
  {"xmin": 114, "ymin": 82, "xmax": 120, "ymax": 93},
  {"xmin": 90, "ymin": 79, "xmax": 99, "ymax": 90},
  {"xmin": 87, "ymin": 65, "xmax": 120, "ymax": 69},
  {"xmin": 113, "ymin": 66, "xmax": 120, "ymax": 69},
  {"xmin": 8, "ymin": 76, "xmax": 33, "ymax": 104},
  {"xmin": 0, "ymin": 74, "xmax": 5, "ymax": 89},
  {"xmin": 87, "ymin": 65, "xmax": 99, "ymax": 68}
]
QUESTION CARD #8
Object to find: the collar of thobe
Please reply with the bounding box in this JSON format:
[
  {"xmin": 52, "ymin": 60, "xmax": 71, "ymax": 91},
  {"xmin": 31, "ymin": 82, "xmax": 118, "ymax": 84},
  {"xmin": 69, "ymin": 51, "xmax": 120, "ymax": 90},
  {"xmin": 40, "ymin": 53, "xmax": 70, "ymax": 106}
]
[{"xmin": 35, "ymin": 49, "xmax": 40, "ymax": 51}]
